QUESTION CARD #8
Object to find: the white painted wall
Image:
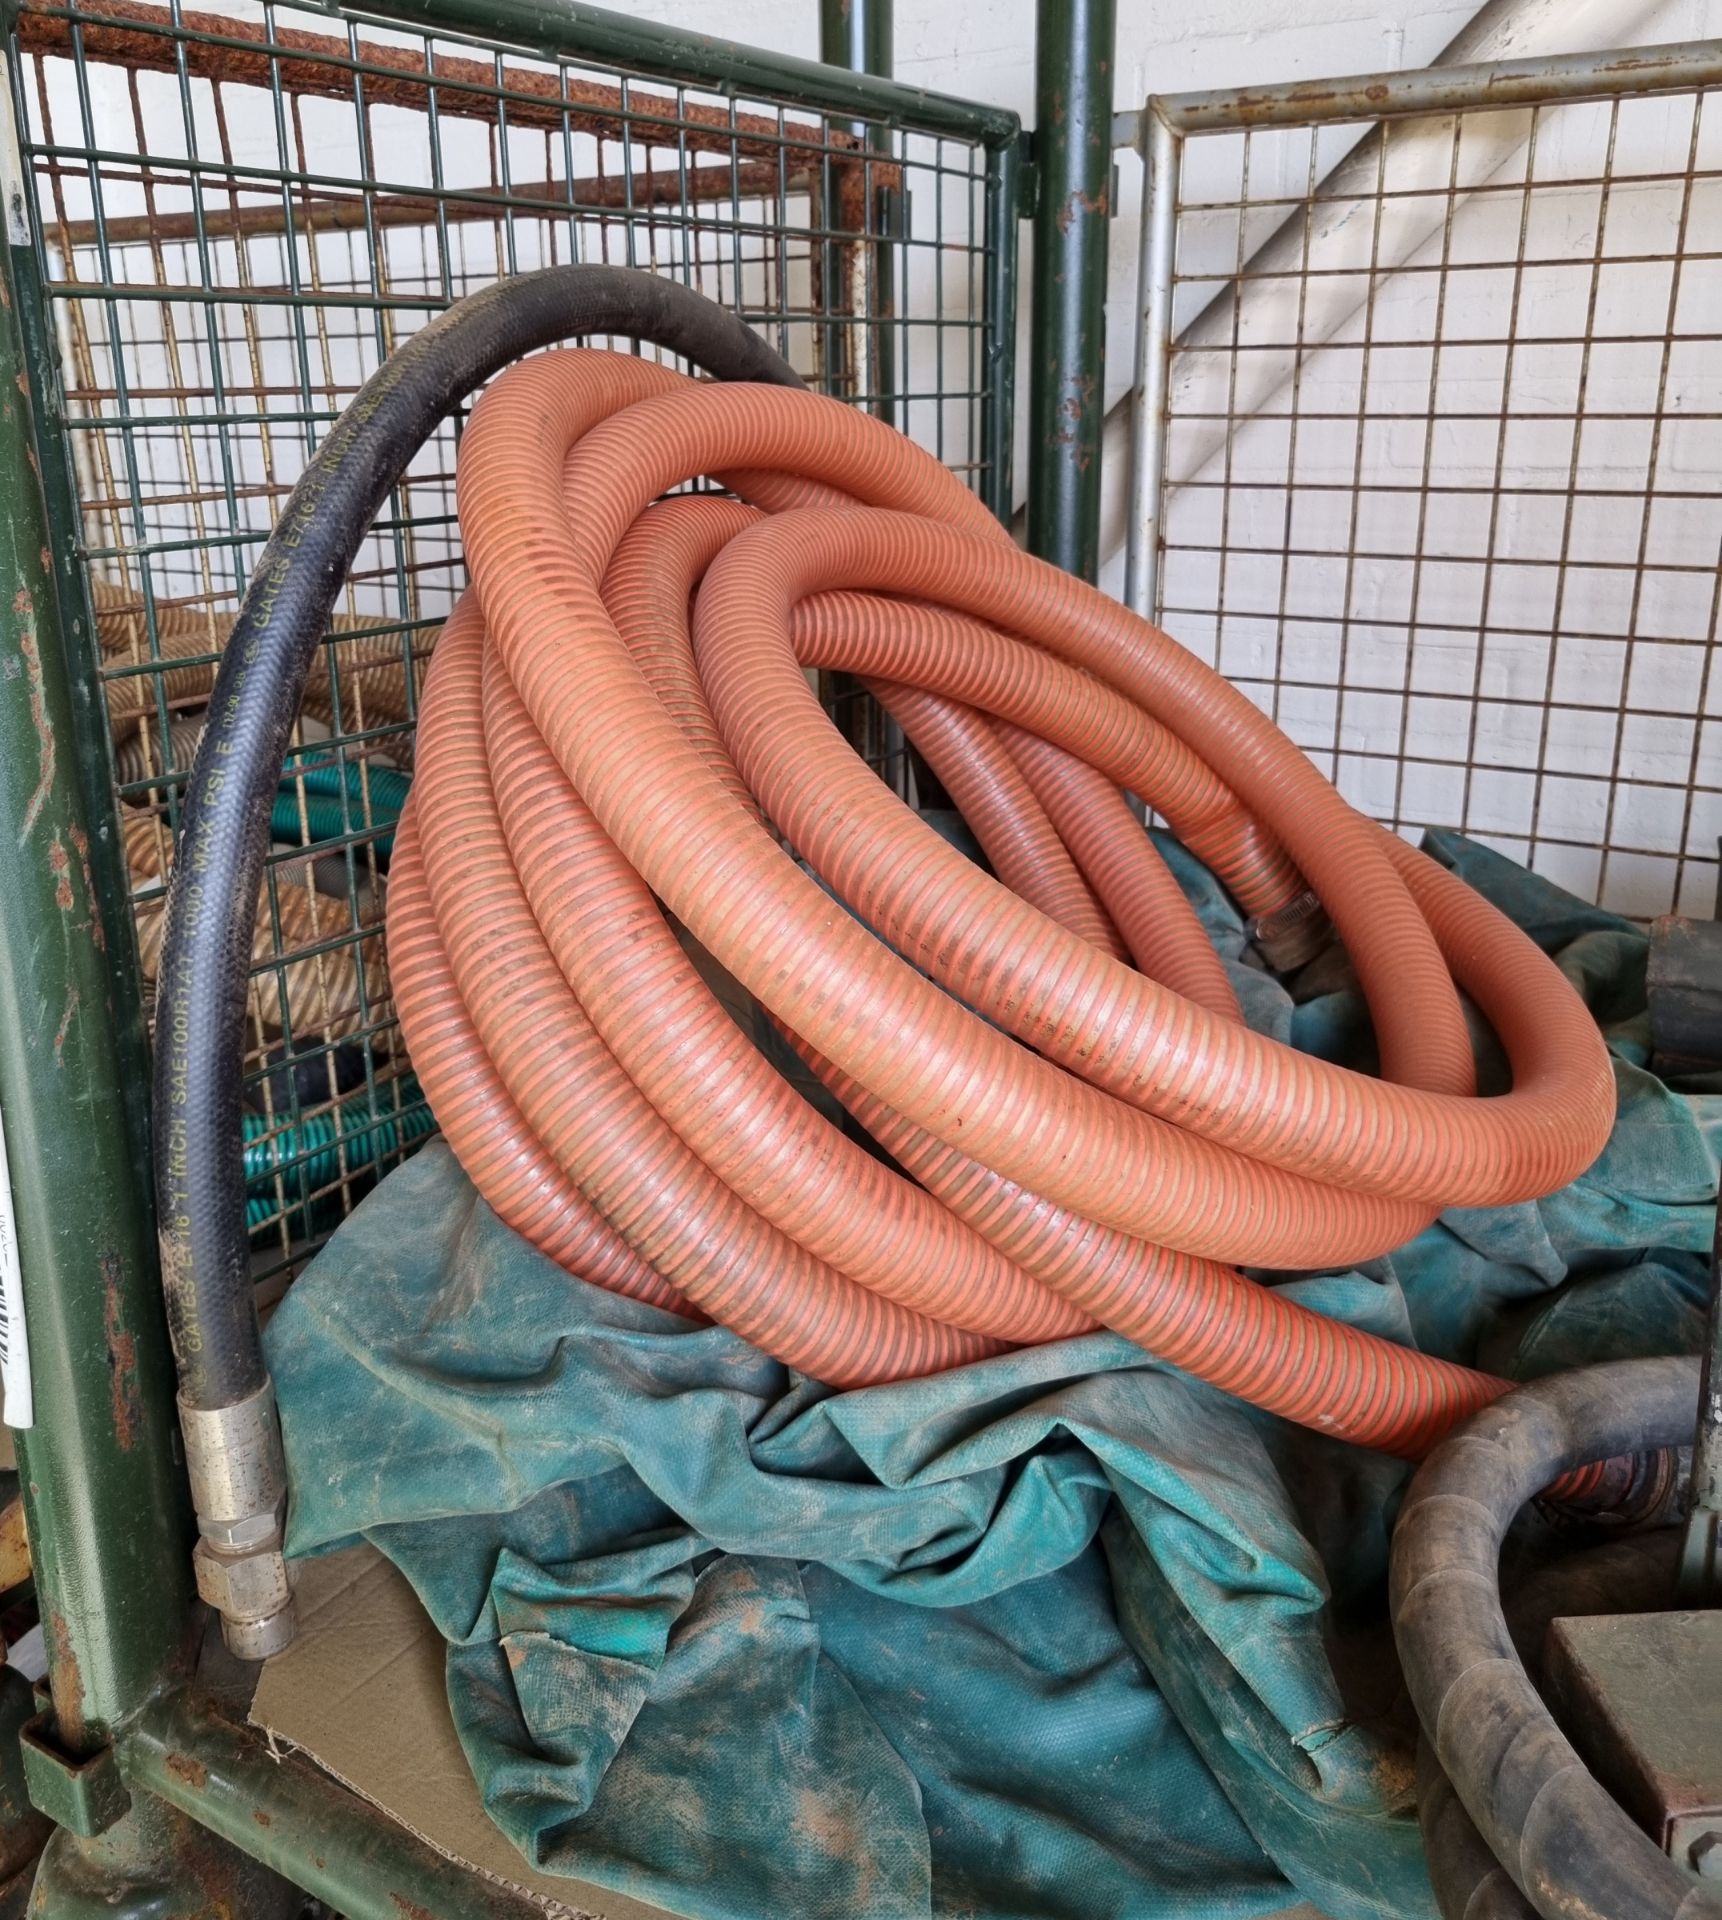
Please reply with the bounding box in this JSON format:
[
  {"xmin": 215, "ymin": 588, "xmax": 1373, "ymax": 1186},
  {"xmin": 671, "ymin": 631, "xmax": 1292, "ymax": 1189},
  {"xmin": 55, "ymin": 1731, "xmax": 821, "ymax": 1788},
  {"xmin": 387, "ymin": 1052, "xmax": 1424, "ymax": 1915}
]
[
  {"xmin": 624, "ymin": 0, "xmax": 1487, "ymax": 516},
  {"xmin": 33, "ymin": 0, "xmax": 1722, "ymax": 913}
]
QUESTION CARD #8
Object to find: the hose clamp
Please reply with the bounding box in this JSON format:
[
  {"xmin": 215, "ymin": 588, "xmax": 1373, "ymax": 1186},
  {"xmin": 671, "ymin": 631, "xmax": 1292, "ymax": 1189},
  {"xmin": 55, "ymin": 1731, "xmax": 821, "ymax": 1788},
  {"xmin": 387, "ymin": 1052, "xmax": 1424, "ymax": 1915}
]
[{"xmin": 179, "ymin": 1379, "xmax": 296, "ymax": 1661}]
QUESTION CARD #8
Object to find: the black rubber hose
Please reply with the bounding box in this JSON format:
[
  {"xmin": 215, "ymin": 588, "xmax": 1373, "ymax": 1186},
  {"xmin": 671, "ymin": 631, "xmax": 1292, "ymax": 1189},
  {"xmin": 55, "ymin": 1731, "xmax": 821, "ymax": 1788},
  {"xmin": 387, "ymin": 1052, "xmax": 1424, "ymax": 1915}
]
[
  {"xmin": 1417, "ymin": 1737, "xmax": 1538, "ymax": 1920},
  {"xmin": 153, "ymin": 267, "xmax": 804, "ymax": 1410},
  {"xmin": 1419, "ymin": 1525, "xmax": 1691, "ymax": 1920},
  {"xmin": 1391, "ymin": 1356, "xmax": 1720, "ymax": 1920}
]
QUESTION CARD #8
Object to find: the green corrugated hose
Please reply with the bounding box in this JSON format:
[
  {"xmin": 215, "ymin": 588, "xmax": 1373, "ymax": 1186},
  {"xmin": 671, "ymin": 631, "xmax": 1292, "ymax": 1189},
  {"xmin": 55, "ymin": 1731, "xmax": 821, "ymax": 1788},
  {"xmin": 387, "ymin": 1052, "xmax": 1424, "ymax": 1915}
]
[
  {"xmin": 244, "ymin": 1076, "xmax": 435, "ymax": 1232},
  {"xmin": 254, "ymin": 758, "xmax": 419, "ymax": 1238},
  {"xmin": 272, "ymin": 757, "xmax": 411, "ymax": 855}
]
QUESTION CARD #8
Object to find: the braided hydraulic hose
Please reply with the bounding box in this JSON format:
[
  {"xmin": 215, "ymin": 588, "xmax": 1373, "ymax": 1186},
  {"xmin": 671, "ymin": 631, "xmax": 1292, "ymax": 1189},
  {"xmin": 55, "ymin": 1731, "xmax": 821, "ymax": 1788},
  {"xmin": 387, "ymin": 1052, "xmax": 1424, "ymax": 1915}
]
[
  {"xmin": 383, "ymin": 339, "xmax": 1620, "ymax": 1471},
  {"xmin": 153, "ymin": 268, "xmax": 806, "ymax": 1426},
  {"xmin": 152, "ymin": 270, "xmax": 809, "ymax": 1657},
  {"xmin": 96, "ymin": 578, "xmax": 430, "ymax": 743},
  {"xmin": 125, "ymin": 810, "xmax": 381, "ymax": 1043}
]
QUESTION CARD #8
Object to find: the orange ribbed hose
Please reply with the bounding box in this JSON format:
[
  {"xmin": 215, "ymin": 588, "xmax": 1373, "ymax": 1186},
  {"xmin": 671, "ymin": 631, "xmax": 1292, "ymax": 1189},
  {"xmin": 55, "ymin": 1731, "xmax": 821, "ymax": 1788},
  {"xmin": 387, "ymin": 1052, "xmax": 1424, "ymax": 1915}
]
[
  {"xmin": 991, "ymin": 722, "xmax": 1242, "ymax": 1022},
  {"xmin": 388, "ymin": 808, "xmax": 694, "ymax": 1316},
  {"xmin": 790, "ymin": 591, "xmax": 1241, "ymax": 1021},
  {"xmin": 865, "ymin": 680, "xmax": 1130, "ymax": 963},
  {"xmin": 384, "ymin": 346, "xmax": 1616, "ymax": 1458},
  {"xmin": 409, "ymin": 593, "xmax": 995, "ymax": 1383}
]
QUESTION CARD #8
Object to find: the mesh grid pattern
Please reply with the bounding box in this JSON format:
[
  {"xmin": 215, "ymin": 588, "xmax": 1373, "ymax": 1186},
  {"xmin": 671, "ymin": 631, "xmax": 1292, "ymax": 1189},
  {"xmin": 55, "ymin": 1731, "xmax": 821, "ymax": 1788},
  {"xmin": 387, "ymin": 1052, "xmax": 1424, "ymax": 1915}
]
[
  {"xmin": 9, "ymin": 0, "xmax": 1011, "ymax": 1284},
  {"xmin": 1139, "ymin": 72, "xmax": 1722, "ymax": 922}
]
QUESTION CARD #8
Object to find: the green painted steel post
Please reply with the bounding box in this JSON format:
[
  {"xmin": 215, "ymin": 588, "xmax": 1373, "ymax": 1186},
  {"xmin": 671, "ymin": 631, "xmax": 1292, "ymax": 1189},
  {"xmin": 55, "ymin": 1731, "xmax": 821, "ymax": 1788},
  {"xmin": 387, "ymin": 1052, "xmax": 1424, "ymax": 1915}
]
[
  {"xmin": 3, "ymin": 240, "xmax": 156, "ymax": 1214},
  {"xmin": 1026, "ymin": 0, "xmax": 1115, "ymax": 579},
  {"xmin": 0, "ymin": 119, "xmax": 300, "ymax": 1920},
  {"xmin": 0, "ymin": 234, "xmax": 193, "ymax": 1752},
  {"xmin": 981, "ymin": 132, "xmax": 1023, "ymax": 526},
  {"xmin": 819, "ymin": 0, "xmax": 892, "ymax": 102},
  {"xmin": 819, "ymin": 0, "xmax": 896, "ymax": 423}
]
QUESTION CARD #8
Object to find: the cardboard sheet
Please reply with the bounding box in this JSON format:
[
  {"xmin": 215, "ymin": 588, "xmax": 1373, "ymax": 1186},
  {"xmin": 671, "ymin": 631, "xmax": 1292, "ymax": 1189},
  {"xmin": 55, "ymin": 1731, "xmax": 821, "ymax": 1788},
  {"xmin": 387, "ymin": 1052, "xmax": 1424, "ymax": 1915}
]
[
  {"xmin": 252, "ymin": 1542, "xmax": 1333, "ymax": 1920},
  {"xmin": 250, "ymin": 1543, "xmax": 675, "ymax": 1920}
]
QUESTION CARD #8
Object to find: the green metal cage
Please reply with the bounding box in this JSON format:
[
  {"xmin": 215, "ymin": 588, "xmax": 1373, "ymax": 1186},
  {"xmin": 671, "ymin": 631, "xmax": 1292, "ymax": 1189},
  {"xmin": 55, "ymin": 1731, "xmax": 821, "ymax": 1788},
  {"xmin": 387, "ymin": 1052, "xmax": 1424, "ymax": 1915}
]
[
  {"xmin": 6, "ymin": 0, "xmax": 1021, "ymax": 1291},
  {"xmin": 0, "ymin": 2, "xmax": 1034, "ymax": 1912}
]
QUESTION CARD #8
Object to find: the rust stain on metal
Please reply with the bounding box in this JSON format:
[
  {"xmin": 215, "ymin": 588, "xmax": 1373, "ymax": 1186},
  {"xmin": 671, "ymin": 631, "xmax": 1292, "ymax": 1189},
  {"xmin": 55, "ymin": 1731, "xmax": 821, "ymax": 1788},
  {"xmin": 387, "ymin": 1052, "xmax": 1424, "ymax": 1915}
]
[
  {"xmin": 164, "ymin": 1748, "xmax": 209, "ymax": 1791},
  {"xmin": 177, "ymin": 1822, "xmax": 249, "ymax": 1920},
  {"xmin": 51, "ymin": 989, "xmax": 79, "ymax": 1068},
  {"xmin": 48, "ymin": 834, "xmax": 73, "ymax": 913},
  {"xmin": 389, "ymin": 1896, "xmax": 435, "ymax": 1920},
  {"xmin": 68, "ymin": 822, "xmax": 105, "ymax": 951},
  {"xmin": 251, "ymin": 1806, "xmax": 273, "ymax": 1828},
  {"xmin": 102, "ymin": 1254, "xmax": 142, "ymax": 1452},
  {"xmin": 13, "ymin": 0, "xmax": 880, "ymax": 176},
  {"xmin": 66, "ymin": 158, "xmax": 809, "ymax": 250},
  {"xmin": 1367, "ymin": 1739, "xmax": 1416, "ymax": 1804},
  {"xmin": 11, "ymin": 589, "xmax": 29, "ymax": 618},
  {"xmin": 45, "ymin": 1611, "xmax": 86, "ymax": 1749},
  {"xmin": 1054, "ymin": 186, "xmax": 1108, "ymax": 235},
  {"xmin": 1608, "ymin": 50, "xmax": 1690, "ymax": 74},
  {"xmin": 16, "ymin": 627, "xmax": 55, "ymax": 844},
  {"xmin": 1051, "ymin": 377, "xmax": 1099, "ymax": 466},
  {"xmin": 1233, "ymin": 84, "xmax": 1348, "ymax": 124},
  {"xmin": 1213, "ymin": 62, "xmax": 1537, "ymax": 125}
]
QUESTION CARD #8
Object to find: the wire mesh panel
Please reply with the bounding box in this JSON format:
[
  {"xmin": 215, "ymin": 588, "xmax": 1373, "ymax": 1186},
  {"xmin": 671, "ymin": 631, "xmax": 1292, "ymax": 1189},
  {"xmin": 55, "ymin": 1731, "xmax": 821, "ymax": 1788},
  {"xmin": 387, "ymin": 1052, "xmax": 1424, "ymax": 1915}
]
[
  {"xmin": 6, "ymin": 0, "xmax": 1018, "ymax": 1286},
  {"xmin": 1126, "ymin": 45, "xmax": 1722, "ymax": 923}
]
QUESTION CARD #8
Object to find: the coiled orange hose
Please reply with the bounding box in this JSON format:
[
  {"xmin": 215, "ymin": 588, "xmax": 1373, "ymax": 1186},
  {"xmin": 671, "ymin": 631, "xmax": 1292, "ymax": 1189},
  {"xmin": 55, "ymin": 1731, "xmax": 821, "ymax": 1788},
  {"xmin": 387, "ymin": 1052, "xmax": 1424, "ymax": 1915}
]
[{"xmin": 386, "ymin": 346, "xmax": 1617, "ymax": 1460}]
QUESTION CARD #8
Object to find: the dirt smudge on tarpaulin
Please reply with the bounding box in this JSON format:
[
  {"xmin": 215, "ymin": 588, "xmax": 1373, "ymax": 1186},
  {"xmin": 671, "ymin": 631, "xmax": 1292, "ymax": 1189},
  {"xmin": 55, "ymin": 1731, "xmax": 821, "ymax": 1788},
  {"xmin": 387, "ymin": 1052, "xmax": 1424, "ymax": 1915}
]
[{"xmin": 794, "ymin": 1783, "xmax": 881, "ymax": 1911}]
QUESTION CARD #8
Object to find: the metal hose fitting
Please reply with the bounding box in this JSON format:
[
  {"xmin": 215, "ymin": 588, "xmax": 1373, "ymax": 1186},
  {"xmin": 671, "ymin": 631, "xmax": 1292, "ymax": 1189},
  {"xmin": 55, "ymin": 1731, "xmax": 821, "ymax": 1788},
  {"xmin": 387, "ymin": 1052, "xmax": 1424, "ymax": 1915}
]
[{"xmin": 178, "ymin": 1379, "xmax": 294, "ymax": 1661}]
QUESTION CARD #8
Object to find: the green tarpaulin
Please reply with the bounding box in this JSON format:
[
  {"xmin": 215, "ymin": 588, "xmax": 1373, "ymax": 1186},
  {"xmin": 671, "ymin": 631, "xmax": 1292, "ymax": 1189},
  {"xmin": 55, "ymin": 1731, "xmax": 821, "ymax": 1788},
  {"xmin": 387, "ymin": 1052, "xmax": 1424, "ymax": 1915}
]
[{"xmin": 268, "ymin": 833, "xmax": 1716, "ymax": 1920}]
